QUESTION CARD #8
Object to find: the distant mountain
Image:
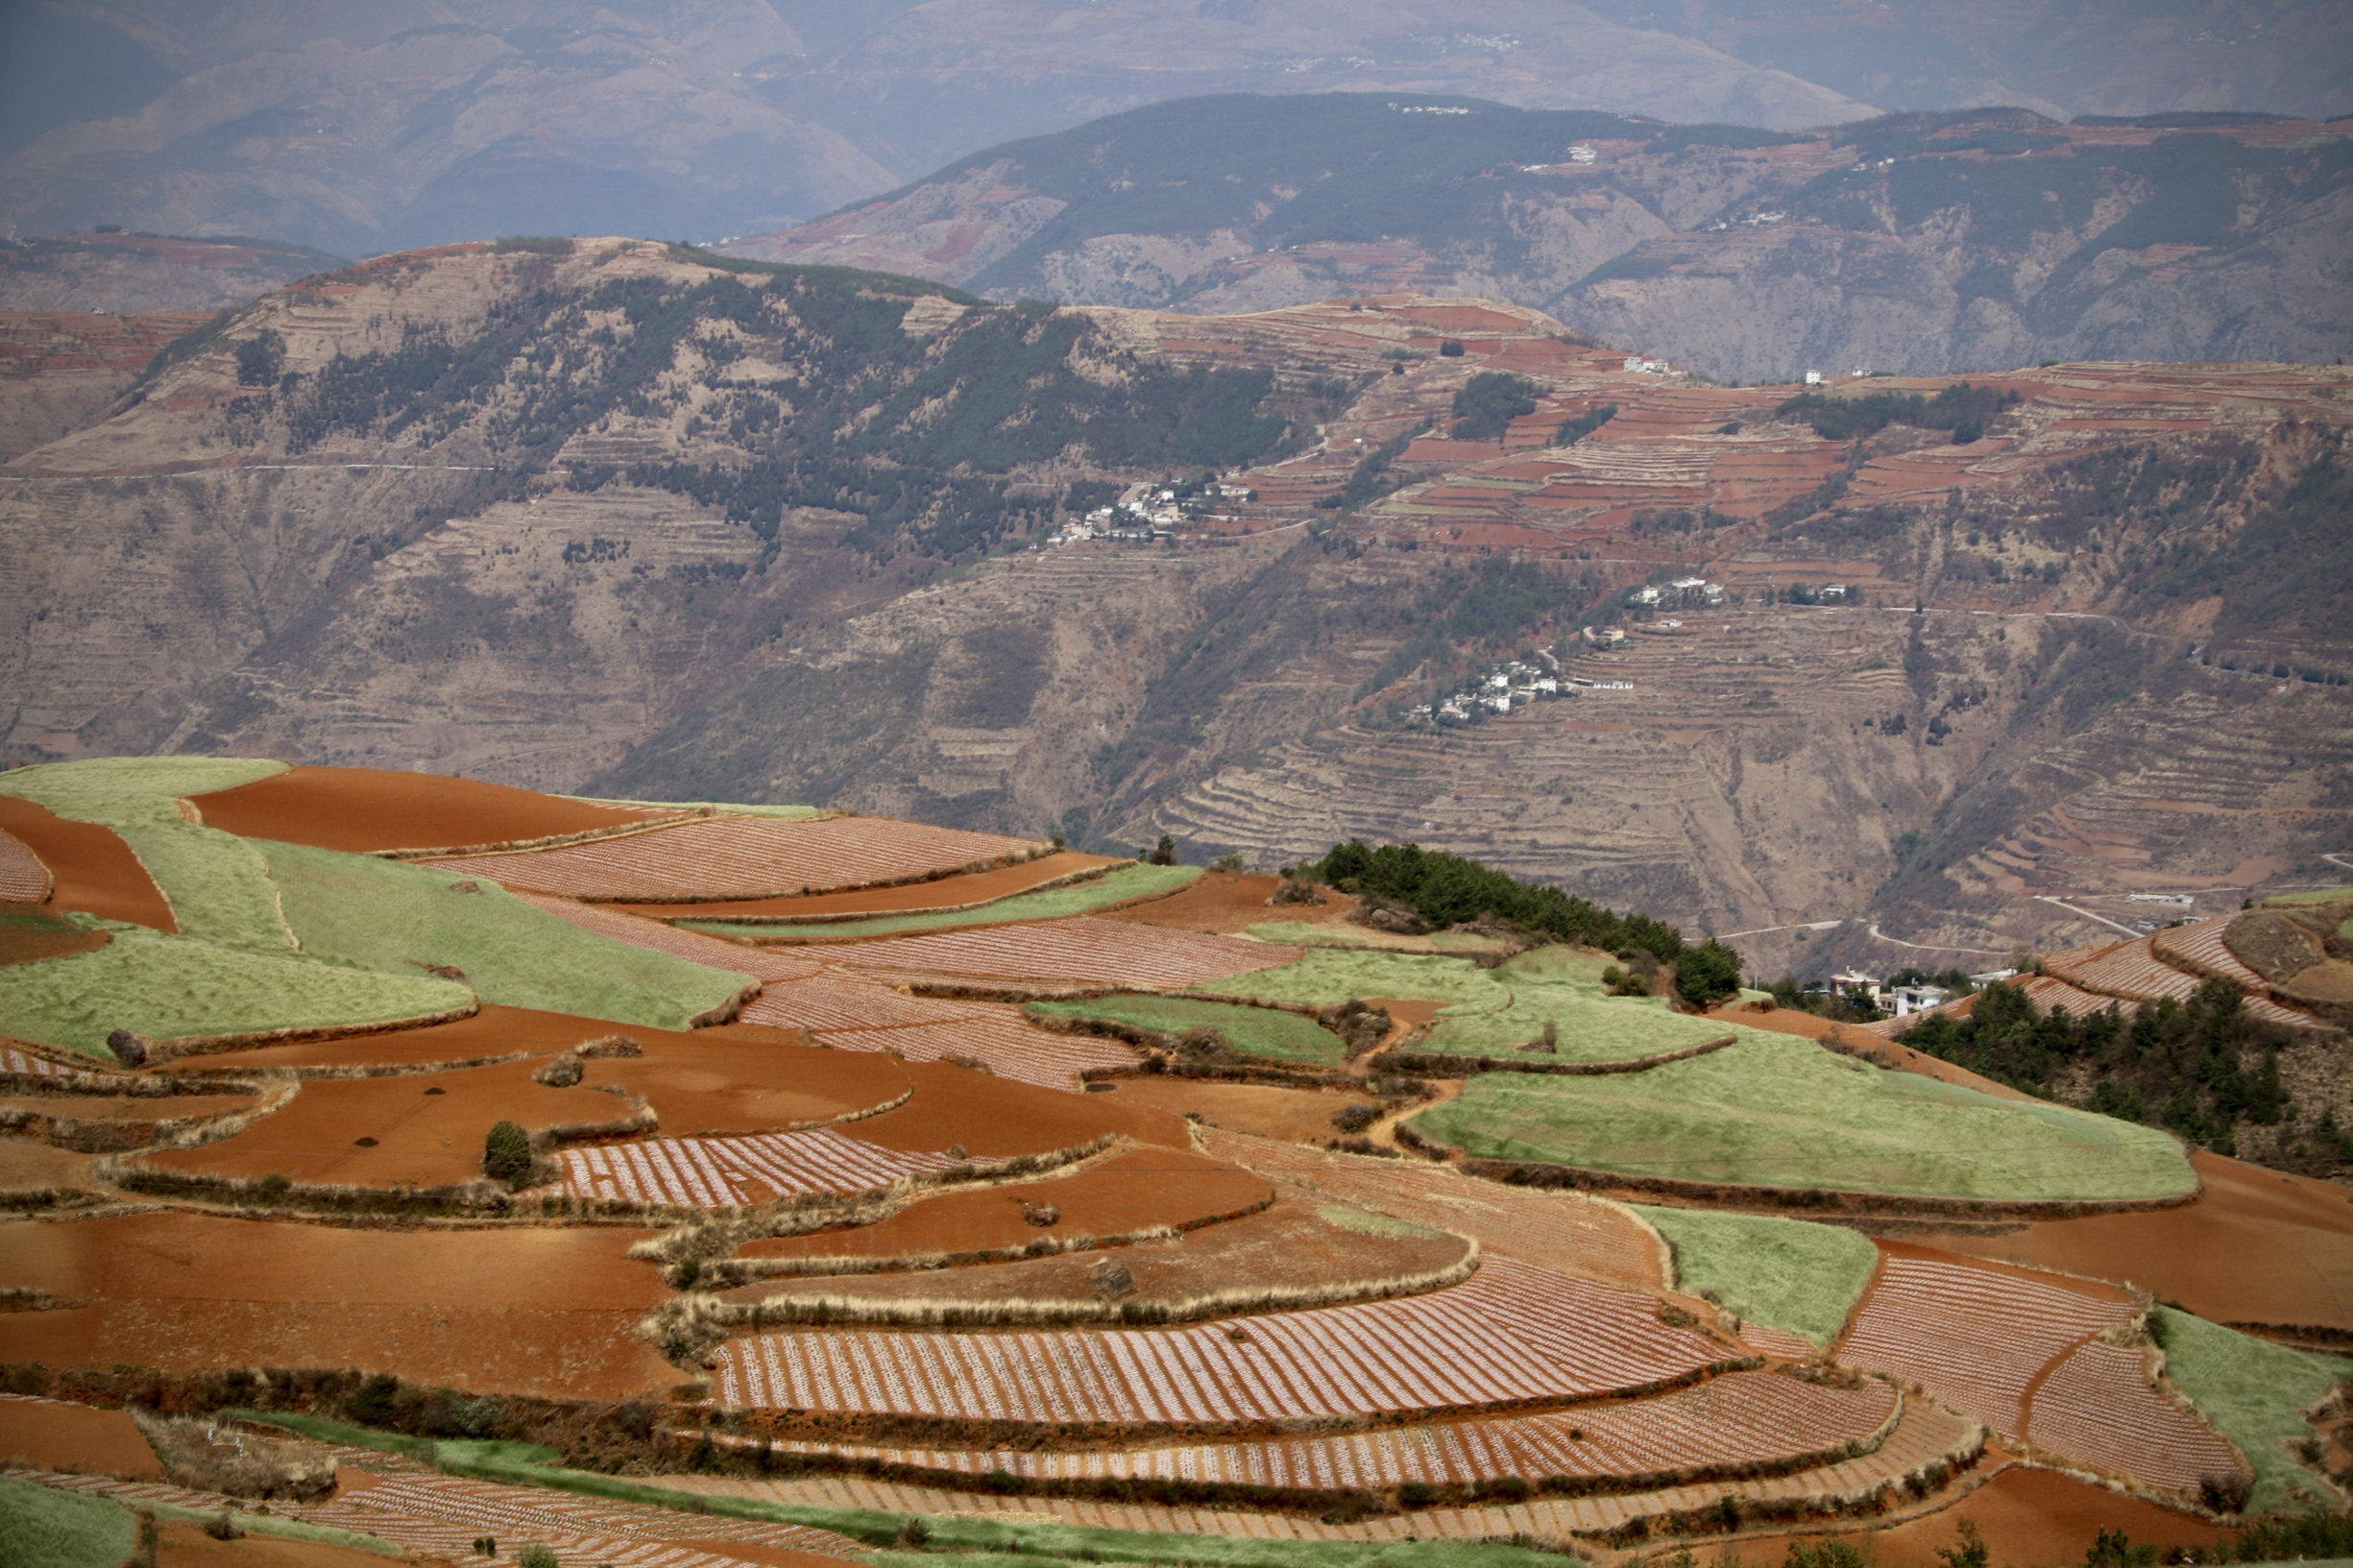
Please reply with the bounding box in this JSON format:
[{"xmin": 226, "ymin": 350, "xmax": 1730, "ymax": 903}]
[
  {"xmin": 727, "ymin": 96, "xmax": 2353, "ymax": 380},
  {"xmin": 5, "ymin": 1, "xmax": 2349, "ymax": 265}
]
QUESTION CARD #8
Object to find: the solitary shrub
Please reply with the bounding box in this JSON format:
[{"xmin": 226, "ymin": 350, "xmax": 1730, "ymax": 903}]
[
  {"xmin": 515, "ymin": 1546, "xmax": 560, "ymax": 1568},
  {"xmin": 1331, "ymin": 1102, "xmax": 1380, "ymax": 1134},
  {"xmin": 533, "ymin": 1052, "xmax": 583, "ymax": 1088},
  {"xmin": 1146, "ymin": 833, "xmax": 1178, "ymax": 866},
  {"xmin": 2196, "ymin": 1470, "xmax": 2252, "ymax": 1514},
  {"xmin": 483, "ymin": 1120, "xmax": 532, "ymax": 1187},
  {"xmin": 1674, "ymin": 940, "xmax": 1742, "ymax": 1006},
  {"xmin": 205, "ymin": 1512, "xmax": 244, "ymax": 1541}
]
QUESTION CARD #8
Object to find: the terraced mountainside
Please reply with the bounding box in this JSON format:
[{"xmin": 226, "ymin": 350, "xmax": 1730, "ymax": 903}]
[
  {"xmin": 729, "ymin": 97, "xmax": 2353, "ymax": 380},
  {"xmin": 1, "ymin": 238, "xmax": 2349, "ymax": 979}
]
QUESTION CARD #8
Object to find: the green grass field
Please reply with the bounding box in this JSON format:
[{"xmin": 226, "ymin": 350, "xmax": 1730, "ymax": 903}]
[
  {"xmin": 0, "ymin": 925, "xmax": 473, "ymax": 1058},
  {"xmin": 1024, "ymin": 993, "xmax": 1345, "ymax": 1064},
  {"xmin": 1635, "ymin": 1204, "xmax": 1879, "ymax": 1346},
  {"xmin": 2156, "ymin": 1306, "xmax": 2353, "ymax": 1512},
  {"xmin": 0, "ymin": 1472, "xmax": 136, "ymax": 1568},
  {"xmin": 1412, "ymin": 1034, "xmax": 2198, "ymax": 1202},
  {"xmin": 1205, "ymin": 944, "xmax": 1719, "ymax": 1065},
  {"xmin": 1, "ymin": 757, "xmax": 295, "ymax": 953},
  {"xmin": 262, "ymin": 839, "xmax": 751, "ymax": 1029},
  {"xmin": 688, "ymin": 863, "xmax": 1197, "ymax": 941}
]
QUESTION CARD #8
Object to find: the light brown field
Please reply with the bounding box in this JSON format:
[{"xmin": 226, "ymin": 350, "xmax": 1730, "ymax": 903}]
[{"xmin": 186, "ymin": 764, "xmax": 665, "ymax": 854}]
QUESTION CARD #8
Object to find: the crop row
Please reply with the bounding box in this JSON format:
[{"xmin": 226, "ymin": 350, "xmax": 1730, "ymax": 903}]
[
  {"xmin": 781, "ymin": 1367, "xmax": 1897, "ymax": 1489},
  {"xmin": 2025, "ymin": 1338, "xmax": 2241, "ymax": 1494},
  {"xmin": 0, "ymin": 1046, "xmax": 97, "ymax": 1078},
  {"xmin": 0, "ymin": 826, "xmax": 49, "ymax": 902},
  {"xmin": 739, "ymin": 971, "xmax": 982, "ymax": 1031},
  {"xmin": 827, "ymin": 915, "xmax": 1299, "ymax": 988},
  {"xmin": 818, "ymin": 1015, "xmax": 1135, "ymax": 1091},
  {"xmin": 427, "ymin": 816, "xmax": 1043, "ymax": 901},
  {"xmin": 2152, "ymin": 916, "xmax": 2270, "ymax": 991},
  {"xmin": 2044, "ymin": 936, "xmax": 2200, "ymax": 1004},
  {"xmin": 713, "ymin": 1256, "xmax": 1734, "ymax": 1423},
  {"xmin": 1199, "ymin": 1126, "xmax": 1663, "ymax": 1290},
  {"xmin": 1836, "ymin": 1254, "xmax": 2133, "ymax": 1436},
  {"xmin": 517, "ymin": 892, "xmax": 822, "ymax": 982},
  {"xmin": 554, "ymin": 1128, "xmax": 959, "ymax": 1207}
]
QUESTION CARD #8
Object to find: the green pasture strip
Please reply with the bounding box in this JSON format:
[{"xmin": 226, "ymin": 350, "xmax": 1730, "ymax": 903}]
[
  {"xmin": 686, "ymin": 863, "xmax": 1197, "ymax": 940},
  {"xmin": 0, "ymin": 925, "xmax": 472, "ymax": 1059},
  {"xmin": 1242, "ymin": 920, "xmax": 1395, "ymax": 949},
  {"xmin": 1492, "ymin": 946, "xmax": 1613, "ymax": 984},
  {"xmin": 1202, "ymin": 947, "xmax": 1497, "ymax": 1010},
  {"xmin": 2154, "ymin": 1307, "xmax": 2352, "ymax": 1513},
  {"xmin": 1024, "ymin": 993, "xmax": 1345, "ymax": 1064},
  {"xmin": 576, "ymin": 796, "xmax": 822, "ymax": 820},
  {"xmin": 1319, "ymin": 1203, "xmax": 1443, "ymax": 1240},
  {"xmin": 1411, "ymin": 1034, "xmax": 2197, "ymax": 1203},
  {"xmin": 233, "ymin": 1414, "xmax": 1580, "ymax": 1568},
  {"xmin": 2264, "ymin": 887, "xmax": 2353, "ymax": 905},
  {"xmin": 1634, "ymin": 1204, "xmax": 1879, "ymax": 1346},
  {"xmin": 260, "ymin": 839, "xmax": 751, "ymax": 1029},
  {"xmin": 0, "ymin": 757, "xmax": 293, "ymax": 953},
  {"xmin": 0, "ymin": 1471, "xmax": 137, "ymax": 1568}
]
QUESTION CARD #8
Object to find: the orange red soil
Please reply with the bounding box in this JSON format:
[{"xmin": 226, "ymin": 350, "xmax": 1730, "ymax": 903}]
[
  {"xmin": 0, "ymin": 1397, "xmax": 161, "ymax": 1478},
  {"xmin": 846, "ymin": 1060, "xmax": 1191, "ymax": 1158},
  {"xmin": 1728, "ymin": 1463, "xmax": 2220, "ymax": 1566},
  {"xmin": 152, "ymin": 1517, "xmax": 398, "ymax": 1568},
  {"xmin": 1105, "ymin": 872, "xmax": 1358, "ymax": 934},
  {"xmin": 0, "ymin": 1091, "xmax": 258, "ymax": 1125},
  {"xmin": 0, "ymin": 1137, "xmax": 93, "ymax": 1191},
  {"xmin": 0, "ymin": 901, "xmax": 109, "ymax": 966},
  {"xmin": 185, "ymin": 764, "xmax": 663, "ymax": 854},
  {"xmin": 0, "ymin": 794, "xmax": 175, "ymax": 929},
  {"xmin": 584, "ymin": 1038, "xmax": 910, "ymax": 1136},
  {"xmin": 182, "ymin": 1002, "xmax": 766, "ymax": 1073},
  {"xmin": 1104, "ymin": 1077, "xmax": 1372, "ymax": 1144},
  {"xmin": 0, "ymin": 1212, "xmax": 674, "ymax": 1399},
  {"xmin": 740, "ymin": 1146, "xmax": 1274, "ymax": 1266},
  {"xmin": 614, "ymin": 851, "xmax": 1125, "ymax": 920},
  {"xmin": 1935, "ymin": 1150, "xmax": 2353, "ymax": 1334}
]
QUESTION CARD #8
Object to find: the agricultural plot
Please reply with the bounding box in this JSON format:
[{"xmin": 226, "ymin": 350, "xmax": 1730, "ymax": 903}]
[
  {"xmin": 0, "ymin": 795, "xmax": 173, "ymax": 929},
  {"xmin": 1201, "ymin": 1126, "xmax": 1663, "ymax": 1291},
  {"xmin": 425, "ymin": 815, "xmax": 1047, "ymax": 901},
  {"xmin": 1412, "ymin": 1034, "xmax": 2198, "ymax": 1202},
  {"xmin": 514, "ymin": 891, "xmax": 824, "ymax": 982},
  {"xmin": 740, "ymin": 971, "xmax": 984, "ymax": 1031},
  {"xmin": 825, "ymin": 917, "xmax": 1298, "ymax": 989},
  {"xmin": 816, "ymin": 1015, "xmax": 1138, "ymax": 1091},
  {"xmin": 2024, "ymin": 1337, "xmax": 2242, "ymax": 1496},
  {"xmin": 0, "ymin": 926, "xmax": 472, "ymax": 1059},
  {"xmin": 1635, "ymin": 1205, "xmax": 1880, "ymax": 1349},
  {"xmin": 0, "ymin": 903, "xmax": 109, "ymax": 967},
  {"xmin": 0, "ymin": 1046, "xmax": 101, "ymax": 1078},
  {"xmin": 0, "ymin": 826, "xmax": 51, "ymax": 902},
  {"xmin": 1025, "ymin": 995, "xmax": 1346, "ymax": 1064},
  {"xmin": 186, "ymin": 764, "xmax": 667, "ymax": 854},
  {"xmin": 773, "ymin": 1367, "xmax": 1897, "ymax": 1492},
  {"xmin": 713, "ymin": 1256, "xmax": 1736, "ymax": 1423},
  {"xmin": 2044, "ymin": 936, "xmax": 2200, "ymax": 1004},
  {"xmin": 262, "ymin": 839, "xmax": 755, "ymax": 1029},
  {"xmin": 554, "ymin": 1127, "xmax": 965, "ymax": 1206},
  {"xmin": 1836, "ymin": 1248, "xmax": 2135, "ymax": 1437},
  {"xmin": 687, "ymin": 862, "xmax": 1198, "ymax": 940},
  {"xmin": 1203, "ymin": 948, "xmax": 1497, "ymax": 1011},
  {"xmin": 2152, "ymin": 1305, "xmax": 2353, "ymax": 1511},
  {"xmin": 2153, "ymin": 915, "xmax": 2274, "ymax": 991},
  {"xmin": 586, "ymin": 1037, "xmax": 911, "ymax": 1136}
]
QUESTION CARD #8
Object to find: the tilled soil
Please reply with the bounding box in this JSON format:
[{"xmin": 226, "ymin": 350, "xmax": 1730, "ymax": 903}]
[
  {"xmin": 0, "ymin": 1396, "xmax": 161, "ymax": 1478},
  {"xmin": 1104, "ymin": 1077, "xmax": 1375, "ymax": 1144},
  {"xmin": 181, "ymin": 1003, "xmax": 755, "ymax": 1073},
  {"xmin": 613, "ymin": 852, "xmax": 1126, "ymax": 920},
  {"xmin": 0, "ymin": 794, "xmax": 174, "ymax": 929},
  {"xmin": 0, "ymin": 1090, "xmax": 257, "ymax": 1125},
  {"xmin": 844, "ymin": 1060, "xmax": 1191, "ymax": 1157},
  {"xmin": 0, "ymin": 902, "xmax": 109, "ymax": 966},
  {"xmin": 0, "ymin": 1212, "xmax": 673, "ymax": 1400},
  {"xmin": 585, "ymin": 1038, "xmax": 910, "ymax": 1136},
  {"xmin": 1104, "ymin": 873, "xmax": 1360, "ymax": 934},
  {"xmin": 184, "ymin": 764, "xmax": 663, "ymax": 854},
  {"xmin": 0, "ymin": 1135, "xmax": 92, "ymax": 1191},
  {"xmin": 738, "ymin": 1146, "xmax": 1273, "ymax": 1266}
]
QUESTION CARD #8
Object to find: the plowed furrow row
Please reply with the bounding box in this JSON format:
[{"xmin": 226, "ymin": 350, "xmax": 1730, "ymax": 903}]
[
  {"xmin": 555, "ymin": 1128, "xmax": 958, "ymax": 1206},
  {"xmin": 0, "ymin": 826, "xmax": 50, "ymax": 902},
  {"xmin": 817, "ymin": 1016, "xmax": 1134, "ymax": 1091},
  {"xmin": 2025, "ymin": 1339, "xmax": 2240, "ymax": 1494}
]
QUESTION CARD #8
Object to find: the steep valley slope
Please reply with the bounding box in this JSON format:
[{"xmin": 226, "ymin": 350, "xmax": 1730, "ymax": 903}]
[{"xmin": 1, "ymin": 238, "xmax": 2347, "ymax": 978}]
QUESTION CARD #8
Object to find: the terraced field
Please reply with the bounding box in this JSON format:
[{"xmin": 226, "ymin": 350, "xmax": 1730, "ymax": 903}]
[{"xmin": 825, "ymin": 917, "xmax": 1298, "ymax": 989}]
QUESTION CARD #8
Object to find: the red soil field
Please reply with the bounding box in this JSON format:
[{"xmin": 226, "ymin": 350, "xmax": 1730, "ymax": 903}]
[
  {"xmin": 0, "ymin": 793, "xmax": 175, "ymax": 929},
  {"xmin": 510, "ymin": 891, "xmax": 819, "ymax": 981},
  {"xmin": 0, "ymin": 1138, "xmax": 94, "ymax": 1192},
  {"xmin": 0, "ymin": 903, "xmax": 109, "ymax": 966},
  {"xmin": 1107, "ymin": 1077, "xmax": 1375, "ymax": 1143},
  {"xmin": 1105, "ymin": 872, "xmax": 1359, "ymax": 933},
  {"xmin": 0, "ymin": 827, "xmax": 49, "ymax": 902},
  {"xmin": 0, "ymin": 1091, "xmax": 256, "ymax": 1125},
  {"xmin": 1729, "ymin": 1464, "xmax": 2220, "ymax": 1566},
  {"xmin": 813, "ymin": 1014, "xmax": 1136, "ymax": 1092},
  {"xmin": 2025, "ymin": 1336, "xmax": 2239, "ymax": 1494},
  {"xmin": 1935, "ymin": 1150, "xmax": 2353, "ymax": 1335},
  {"xmin": 737, "ymin": 971, "xmax": 982, "ymax": 1031},
  {"xmin": 587, "ymin": 1037, "xmax": 910, "ymax": 1136},
  {"xmin": 0, "ymin": 1212, "xmax": 674, "ymax": 1399},
  {"xmin": 155, "ymin": 1518, "xmax": 394, "ymax": 1568},
  {"xmin": 426, "ymin": 815, "xmax": 1045, "ymax": 901},
  {"xmin": 825, "ymin": 915, "xmax": 1297, "ymax": 988},
  {"xmin": 614, "ymin": 851, "xmax": 1125, "ymax": 920},
  {"xmin": 1393, "ymin": 305, "xmax": 1527, "ymax": 333},
  {"xmin": 186, "ymin": 764, "xmax": 663, "ymax": 854},
  {"xmin": 145, "ymin": 1058, "xmax": 637, "ymax": 1188},
  {"xmin": 0, "ymin": 1393, "xmax": 161, "ymax": 1479},
  {"xmin": 847, "ymin": 1060, "xmax": 1190, "ymax": 1157},
  {"xmin": 554, "ymin": 1126, "xmax": 963, "ymax": 1207},
  {"xmin": 738, "ymin": 1146, "xmax": 1272, "ymax": 1265},
  {"xmin": 182, "ymin": 1002, "xmax": 773, "ymax": 1073}
]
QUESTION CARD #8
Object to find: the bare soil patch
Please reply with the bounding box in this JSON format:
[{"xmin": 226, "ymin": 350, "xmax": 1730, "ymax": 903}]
[
  {"xmin": 0, "ymin": 1136, "xmax": 93, "ymax": 1192},
  {"xmin": 846, "ymin": 1060, "xmax": 1191, "ymax": 1157},
  {"xmin": 739, "ymin": 1146, "xmax": 1272, "ymax": 1266},
  {"xmin": 589, "ymin": 1038, "xmax": 910, "ymax": 1136},
  {"xmin": 0, "ymin": 1092, "xmax": 257, "ymax": 1126},
  {"xmin": 1727, "ymin": 1462, "xmax": 2220, "ymax": 1565},
  {"xmin": 1107, "ymin": 1077, "xmax": 1374, "ymax": 1144},
  {"xmin": 186, "ymin": 764, "xmax": 662, "ymax": 854},
  {"xmin": 615, "ymin": 852, "xmax": 1124, "ymax": 920},
  {"xmin": 0, "ymin": 901, "xmax": 109, "ymax": 967},
  {"xmin": 182, "ymin": 1003, "xmax": 730, "ymax": 1073},
  {"xmin": 1933, "ymin": 1149, "xmax": 2353, "ymax": 1334},
  {"xmin": 0, "ymin": 1396, "xmax": 161, "ymax": 1478},
  {"xmin": 1106, "ymin": 873, "xmax": 1358, "ymax": 934},
  {"xmin": 0, "ymin": 1211, "xmax": 672, "ymax": 1399},
  {"xmin": 0, "ymin": 794, "xmax": 174, "ymax": 929},
  {"xmin": 152, "ymin": 1517, "xmax": 397, "ymax": 1568},
  {"xmin": 144, "ymin": 1058, "xmax": 634, "ymax": 1188}
]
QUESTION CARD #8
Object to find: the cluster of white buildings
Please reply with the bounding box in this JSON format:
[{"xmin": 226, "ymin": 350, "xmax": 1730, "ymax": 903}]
[
  {"xmin": 1405, "ymin": 651, "xmax": 1650, "ymax": 725},
  {"xmin": 1622, "ymin": 355, "xmax": 1680, "ymax": 375},
  {"xmin": 1631, "ymin": 576, "xmax": 1726, "ymax": 609}
]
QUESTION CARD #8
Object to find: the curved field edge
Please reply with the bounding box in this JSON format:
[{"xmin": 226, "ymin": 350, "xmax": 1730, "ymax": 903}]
[
  {"xmin": 1634, "ymin": 1204, "xmax": 1879, "ymax": 1347},
  {"xmin": 2153, "ymin": 1306, "xmax": 2353, "ymax": 1512},
  {"xmin": 231, "ymin": 1411, "xmax": 1578, "ymax": 1568},
  {"xmin": 0, "ymin": 926, "xmax": 473, "ymax": 1058},
  {"xmin": 0, "ymin": 1471, "xmax": 135, "ymax": 1568},
  {"xmin": 259, "ymin": 838, "xmax": 753, "ymax": 1029},
  {"xmin": 685, "ymin": 863, "xmax": 1201, "ymax": 940},
  {"xmin": 1025, "ymin": 992, "xmax": 1346, "ymax": 1063},
  {"xmin": 1410, "ymin": 1035, "xmax": 2198, "ymax": 1204}
]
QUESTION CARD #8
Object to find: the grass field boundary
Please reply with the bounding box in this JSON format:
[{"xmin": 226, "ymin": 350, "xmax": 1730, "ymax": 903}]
[
  {"xmin": 146, "ymin": 1001, "xmax": 483, "ymax": 1063},
  {"xmin": 1384, "ymin": 1034, "xmax": 1735, "ymax": 1078},
  {"xmin": 684, "ymin": 860, "xmax": 1134, "ymax": 928},
  {"xmin": 592, "ymin": 839, "xmax": 1061, "ymax": 906},
  {"xmin": 1025, "ymin": 993, "xmax": 1348, "ymax": 1066},
  {"xmin": 694, "ymin": 863, "xmax": 1194, "ymax": 941},
  {"xmin": 360, "ymin": 808, "xmax": 714, "ymax": 860}
]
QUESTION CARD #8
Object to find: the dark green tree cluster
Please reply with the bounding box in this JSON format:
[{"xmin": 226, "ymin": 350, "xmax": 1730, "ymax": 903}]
[
  {"xmin": 1449, "ymin": 372, "xmax": 1538, "ymax": 441},
  {"xmin": 482, "ymin": 1120, "xmax": 533, "ymax": 1188},
  {"xmin": 1555, "ymin": 403, "xmax": 1616, "ymax": 446},
  {"xmin": 1777, "ymin": 381, "xmax": 2021, "ymax": 445},
  {"xmin": 1897, "ymin": 978, "xmax": 2292, "ymax": 1154},
  {"xmin": 1310, "ymin": 839, "xmax": 1702, "ymax": 964},
  {"xmin": 1318, "ymin": 422, "xmax": 1429, "ymax": 512}
]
